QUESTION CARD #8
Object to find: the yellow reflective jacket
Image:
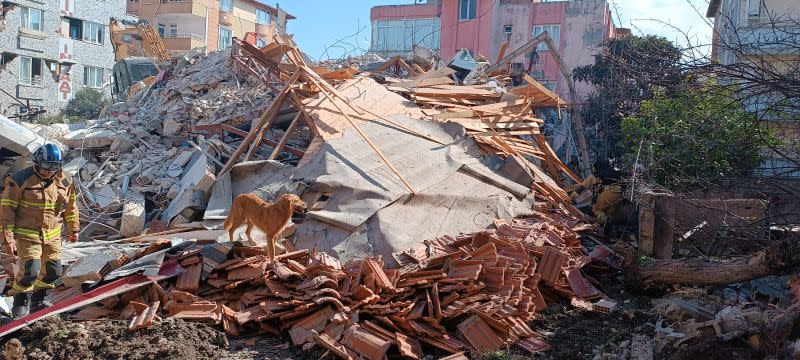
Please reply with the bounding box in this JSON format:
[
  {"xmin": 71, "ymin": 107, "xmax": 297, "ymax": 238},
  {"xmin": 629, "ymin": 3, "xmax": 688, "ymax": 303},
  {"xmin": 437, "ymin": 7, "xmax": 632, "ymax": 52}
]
[{"xmin": 0, "ymin": 167, "xmax": 79, "ymax": 245}]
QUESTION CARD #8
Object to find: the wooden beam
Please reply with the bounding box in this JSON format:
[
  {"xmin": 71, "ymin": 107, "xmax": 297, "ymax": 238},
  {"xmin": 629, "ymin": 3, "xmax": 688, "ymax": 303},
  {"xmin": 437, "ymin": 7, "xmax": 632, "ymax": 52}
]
[
  {"xmin": 217, "ymin": 71, "xmax": 301, "ymax": 176},
  {"xmin": 496, "ymin": 41, "xmax": 510, "ymax": 64},
  {"xmin": 190, "ymin": 124, "xmax": 306, "ymax": 158},
  {"xmin": 486, "ymin": 32, "xmax": 549, "ymax": 74},
  {"xmin": 486, "ymin": 32, "xmax": 591, "ymax": 177},
  {"xmin": 268, "ymin": 111, "xmax": 303, "ymax": 160}
]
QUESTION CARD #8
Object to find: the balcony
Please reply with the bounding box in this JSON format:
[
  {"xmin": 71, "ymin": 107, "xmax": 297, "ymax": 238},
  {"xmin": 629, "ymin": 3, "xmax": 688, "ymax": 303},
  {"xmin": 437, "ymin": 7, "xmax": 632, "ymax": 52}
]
[
  {"xmin": 737, "ymin": 25, "xmax": 800, "ymax": 55},
  {"xmin": 161, "ymin": 33, "xmax": 206, "ymax": 51},
  {"xmin": 157, "ymin": 0, "xmax": 207, "ymax": 17}
]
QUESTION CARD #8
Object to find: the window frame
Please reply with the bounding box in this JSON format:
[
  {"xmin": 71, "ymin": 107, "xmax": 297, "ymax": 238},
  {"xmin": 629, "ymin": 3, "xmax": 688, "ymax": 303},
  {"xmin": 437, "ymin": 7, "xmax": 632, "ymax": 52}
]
[
  {"xmin": 533, "ymin": 24, "xmax": 560, "ymax": 51},
  {"xmin": 219, "ymin": 0, "xmax": 232, "ymax": 13},
  {"xmin": 82, "ymin": 21, "xmax": 105, "ymax": 44},
  {"xmin": 458, "ymin": 0, "xmax": 477, "ymax": 21},
  {"xmin": 68, "ymin": 18, "xmax": 83, "ymax": 40},
  {"xmin": 218, "ymin": 26, "xmax": 232, "ymax": 50},
  {"xmin": 19, "ymin": 56, "xmax": 42, "ymax": 86},
  {"xmin": 256, "ymin": 8, "xmax": 270, "ymax": 25},
  {"xmin": 747, "ymin": 0, "xmax": 762, "ymax": 18},
  {"xmin": 83, "ymin": 66, "xmax": 104, "ymax": 88},
  {"xmin": 20, "ymin": 6, "xmax": 44, "ymax": 32}
]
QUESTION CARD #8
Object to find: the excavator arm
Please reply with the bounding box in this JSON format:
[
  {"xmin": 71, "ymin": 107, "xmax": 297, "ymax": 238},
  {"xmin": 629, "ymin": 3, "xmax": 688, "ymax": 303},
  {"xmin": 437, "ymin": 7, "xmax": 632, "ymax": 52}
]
[{"xmin": 109, "ymin": 18, "xmax": 170, "ymax": 64}]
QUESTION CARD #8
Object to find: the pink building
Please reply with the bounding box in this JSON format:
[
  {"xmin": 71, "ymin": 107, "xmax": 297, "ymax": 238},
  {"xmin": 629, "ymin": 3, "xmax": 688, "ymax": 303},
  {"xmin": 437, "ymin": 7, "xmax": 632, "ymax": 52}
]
[
  {"xmin": 371, "ymin": 0, "xmax": 616, "ymax": 99},
  {"xmin": 371, "ymin": 1, "xmax": 442, "ymax": 58}
]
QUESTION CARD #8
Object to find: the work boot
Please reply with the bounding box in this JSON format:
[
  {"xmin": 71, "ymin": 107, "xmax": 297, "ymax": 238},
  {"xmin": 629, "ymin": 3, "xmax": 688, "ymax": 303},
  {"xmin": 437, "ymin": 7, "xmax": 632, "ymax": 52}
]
[
  {"xmin": 30, "ymin": 289, "xmax": 52, "ymax": 314},
  {"xmin": 11, "ymin": 293, "xmax": 30, "ymax": 319}
]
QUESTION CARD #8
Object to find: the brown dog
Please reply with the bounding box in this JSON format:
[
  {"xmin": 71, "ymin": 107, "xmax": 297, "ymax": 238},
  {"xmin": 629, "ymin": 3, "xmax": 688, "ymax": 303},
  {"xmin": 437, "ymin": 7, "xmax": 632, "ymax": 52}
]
[{"xmin": 224, "ymin": 193, "xmax": 307, "ymax": 259}]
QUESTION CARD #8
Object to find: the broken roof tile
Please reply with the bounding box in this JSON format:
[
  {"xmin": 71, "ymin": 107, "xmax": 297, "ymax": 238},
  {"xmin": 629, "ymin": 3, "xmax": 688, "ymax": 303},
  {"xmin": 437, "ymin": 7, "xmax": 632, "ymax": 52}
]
[
  {"xmin": 564, "ymin": 268, "xmax": 602, "ymax": 300},
  {"xmin": 536, "ymin": 248, "xmax": 566, "ymax": 285},
  {"xmin": 517, "ymin": 336, "xmax": 551, "ymax": 354},
  {"xmin": 341, "ymin": 325, "xmax": 392, "ymax": 360}
]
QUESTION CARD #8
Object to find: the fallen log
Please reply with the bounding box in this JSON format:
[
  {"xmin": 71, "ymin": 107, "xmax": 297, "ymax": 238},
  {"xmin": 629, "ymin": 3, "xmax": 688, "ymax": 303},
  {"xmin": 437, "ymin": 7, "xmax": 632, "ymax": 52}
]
[{"xmin": 619, "ymin": 239, "xmax": 800, "ymax": 291}]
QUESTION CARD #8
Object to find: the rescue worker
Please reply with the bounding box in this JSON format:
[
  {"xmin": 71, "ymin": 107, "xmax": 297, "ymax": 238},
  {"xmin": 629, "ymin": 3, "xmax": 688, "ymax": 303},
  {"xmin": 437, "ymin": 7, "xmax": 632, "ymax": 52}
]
[
  {"xmin": 569, "ymin": 160, "xmax": 626, "ymax": 224},
  {"xmin": 0, "ymin": 143, "xmax": 79, "ymax": 318}
]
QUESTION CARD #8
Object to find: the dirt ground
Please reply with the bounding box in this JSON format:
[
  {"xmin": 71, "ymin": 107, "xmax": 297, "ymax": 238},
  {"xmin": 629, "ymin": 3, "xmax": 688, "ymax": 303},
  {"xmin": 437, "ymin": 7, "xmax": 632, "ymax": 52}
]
[{"xmin": 3, "ymin": 317, "xmax": 322, "ymax": 360}]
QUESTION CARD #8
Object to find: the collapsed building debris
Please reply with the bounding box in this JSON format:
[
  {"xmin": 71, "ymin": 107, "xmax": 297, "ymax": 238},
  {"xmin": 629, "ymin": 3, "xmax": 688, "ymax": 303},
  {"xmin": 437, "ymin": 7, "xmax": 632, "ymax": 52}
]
[
  {"xmin": 0, "ymin": 32, "xmax": 614, "ymax": 359},
  {"xmin": 1, "ymin": 214, "xmax": 610, "ymax": 359}
]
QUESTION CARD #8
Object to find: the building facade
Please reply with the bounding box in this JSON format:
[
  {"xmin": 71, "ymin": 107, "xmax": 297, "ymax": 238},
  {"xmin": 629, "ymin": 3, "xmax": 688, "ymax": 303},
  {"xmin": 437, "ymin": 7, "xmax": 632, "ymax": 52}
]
[
  {"xmin": 707, "ymin": 0, "xmax": 800, "ymax": 177},
  {"xmin": 0, "ymin": 0, "xmax": 130, "ymax": 116},
  {"xmin": 126, "ymin": 0, "xmax": 294, "ymax": 54},
  {"xmin": 371, "ymin": 0, "xmax": 615, "ymax": 99},
  {"xmin": 370, "ymin": 0, "xmax": 442, "ymax": 58}
]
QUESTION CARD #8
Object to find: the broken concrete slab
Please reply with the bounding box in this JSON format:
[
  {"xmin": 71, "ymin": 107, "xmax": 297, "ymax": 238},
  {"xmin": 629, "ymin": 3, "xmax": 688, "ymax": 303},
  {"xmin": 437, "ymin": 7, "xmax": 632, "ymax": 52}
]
[
  {"xmin": 120, "ymin": 192, "xmax": 146, "ymax": 238},
  {"xmin": 62, "ymin": 128, "xmax": 118, "ymax": 148}
]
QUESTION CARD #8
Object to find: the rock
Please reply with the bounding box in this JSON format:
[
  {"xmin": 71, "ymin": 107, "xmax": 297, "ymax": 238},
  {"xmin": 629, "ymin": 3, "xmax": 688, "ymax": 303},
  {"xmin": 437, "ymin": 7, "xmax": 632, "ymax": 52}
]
[
  {"xmin": 128, "ymin": 107, "xmax": 138, "ymax": 114},
  {"xmin": 80, "ymin": 169, "xmax": 92, "ymax": 183},
  {"xmin": 63, "ymin": 157, "xmax": 87, "ymax": 178},
  {"xmin": 84, "ymin": 162, "xmax": 99, "ymax": 176},
  {"xmin": 117, "ymin": 114, "xmax": 131, "ymax": 123},
  {"xmin": 162, "ymin": 117, "xmax": 181, "ymax": 136},
  {"xmin": 619, "ymin": 340, "xmax": 630, "ymax": 349}
]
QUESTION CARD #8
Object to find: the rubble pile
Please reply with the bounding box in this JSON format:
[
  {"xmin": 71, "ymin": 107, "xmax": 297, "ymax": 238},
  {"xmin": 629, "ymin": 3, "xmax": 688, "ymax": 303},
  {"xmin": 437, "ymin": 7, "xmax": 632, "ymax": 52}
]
[
  {"xmin": 57, "ymin": 214, "xmax": 610, "ymax": 359},
  {"xmin": 58, "ymin": 50, "xmax": 311, "ymax": 239},
  {"xmin": 0, "ymin": 34, "xmax": 612, "ymax": 360},
  {"xmin": 317, "ymin": 53, "xmax": 386, "ymax": 71}
]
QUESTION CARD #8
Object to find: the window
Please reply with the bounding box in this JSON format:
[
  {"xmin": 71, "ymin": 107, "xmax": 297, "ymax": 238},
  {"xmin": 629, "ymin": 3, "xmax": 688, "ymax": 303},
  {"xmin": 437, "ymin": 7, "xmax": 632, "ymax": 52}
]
[
  {"xmin": 83, "ymin": 66, "xmax": 104, "ymax": 88},
  {"xmin": 747, "ymin": 0, "xmax": 761, "ymax": 17},
  {"xmin": 533, "ymin": 24, "xmax": 560, "ymax": 51},
  {"xmin": 169, "ymin": 24, "xmax": 178, "ymax": 38},
  {"xmin": 218, "ymin": 26, "xmax": 232, "ymax": 50},
  {"xmin": 256, "ymin": 37, "xmax": 266, "ymax": 48},
  {"xmin": 68, "ymin": 18, "xmax": 82, "ymax": 40},
  {"xmin": 83, "ymin": 21, "xmax": 105, "ymax": 44},
  {"xmin": 371, "ymin": 18, "xmax": 441, "ymax": 52},
  {"xmin": 20, "ymin": 7, "xmax": 44, "ymax": 32},
  {"xmin": 19, "ymin": 57, "xmax": 42, "ymax": 86},
  {"xmin": 459, "ymin": 0, "xmax": 477, "ymax": 20},
  {"xmin": 504, "ymin": 25, "xmax": 513, "ymax": 34},
  {"xmin": 219, "ymin": 0, "xmax": 232, "ymax": 13},
  {"xmin": 256, "ymin": 9, "xmax": 270, "ymax": 25},
  {"xmin": 157, "ymin": 23, "xmax": 165, "ymax": 37}
]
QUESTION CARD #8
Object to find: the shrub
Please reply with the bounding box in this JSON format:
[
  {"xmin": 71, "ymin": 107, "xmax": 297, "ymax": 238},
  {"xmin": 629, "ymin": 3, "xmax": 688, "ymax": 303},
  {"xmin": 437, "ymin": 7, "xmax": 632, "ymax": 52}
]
[
  {"xmin": 64, "ymin": 88, "xmax": 110, "ymax": 120},
  {"xmin": 621, "ymin": 84, "xmax": 776, "ymax": 189}
]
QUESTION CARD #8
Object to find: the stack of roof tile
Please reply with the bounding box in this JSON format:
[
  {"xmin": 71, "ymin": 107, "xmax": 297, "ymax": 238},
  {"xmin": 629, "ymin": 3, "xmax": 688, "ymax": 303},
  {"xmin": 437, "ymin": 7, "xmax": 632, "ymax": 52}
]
[{"xmin": 71, "ymin": 212, "xmax": 605, "ymax": 359}]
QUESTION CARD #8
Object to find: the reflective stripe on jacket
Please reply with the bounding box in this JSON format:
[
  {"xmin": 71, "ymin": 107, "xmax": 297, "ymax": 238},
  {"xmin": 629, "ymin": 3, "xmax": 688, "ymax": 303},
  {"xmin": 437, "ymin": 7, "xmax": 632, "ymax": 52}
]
[{"xmin": 0, "ymin": 167, "xmax": 79, "ymax": 244}]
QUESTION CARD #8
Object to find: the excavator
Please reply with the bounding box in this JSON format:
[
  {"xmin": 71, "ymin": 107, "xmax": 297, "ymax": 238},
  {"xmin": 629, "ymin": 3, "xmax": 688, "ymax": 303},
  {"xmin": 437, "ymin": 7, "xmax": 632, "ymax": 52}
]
[{"xmin": 108, "ymin": 18, "xmax": 170, "ymax": 100}]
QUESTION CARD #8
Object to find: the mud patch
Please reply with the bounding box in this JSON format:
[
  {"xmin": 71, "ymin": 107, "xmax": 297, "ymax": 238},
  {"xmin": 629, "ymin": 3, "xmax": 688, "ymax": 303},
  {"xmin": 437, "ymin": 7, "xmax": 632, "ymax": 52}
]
[{"xmin": 6, "ymin": 317, "xmax": 229, "ymax": 360}]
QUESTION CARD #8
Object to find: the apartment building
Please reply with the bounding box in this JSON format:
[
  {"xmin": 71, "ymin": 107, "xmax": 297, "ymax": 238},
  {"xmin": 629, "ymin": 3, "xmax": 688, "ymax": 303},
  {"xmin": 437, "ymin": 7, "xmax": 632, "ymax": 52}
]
[
  {"xmin": 370, "ymin": 0, "xmax": 615, "ymax": 100},
  {"xmin": 370, "ymin": 0, "xmax": 442, "ymax": 58},
  {"xmin": 707, "ymin": 0, "xmax": 800, "ymax": 177},
  {"xmin": 126, "ymin": 0, "xmax": 294, "ymax": 53},
  {"xmin": 0, "ymin": 0, "xmax": 130, "ymax": 116}
]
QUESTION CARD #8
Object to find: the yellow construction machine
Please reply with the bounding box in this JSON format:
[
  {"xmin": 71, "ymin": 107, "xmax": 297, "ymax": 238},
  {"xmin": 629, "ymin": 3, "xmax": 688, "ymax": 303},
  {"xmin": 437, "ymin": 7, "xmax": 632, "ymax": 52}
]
[{"xmin": 108, "ymin": 18, "xmax": 170, "ymax": 100}]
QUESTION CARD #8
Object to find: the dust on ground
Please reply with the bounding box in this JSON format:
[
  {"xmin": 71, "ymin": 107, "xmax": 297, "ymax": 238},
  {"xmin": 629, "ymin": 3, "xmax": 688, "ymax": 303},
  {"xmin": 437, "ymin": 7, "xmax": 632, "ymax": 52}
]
[{"xmin": 3, "ymin": 317, "xmax": 320, "ymax": 360}]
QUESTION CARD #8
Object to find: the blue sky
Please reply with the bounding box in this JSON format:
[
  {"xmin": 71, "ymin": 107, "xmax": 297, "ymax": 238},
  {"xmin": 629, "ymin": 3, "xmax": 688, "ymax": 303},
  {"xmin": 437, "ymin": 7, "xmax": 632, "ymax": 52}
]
[{"xmin": 276, "ymin": 0, "xmax": 713, "ymax": 60}]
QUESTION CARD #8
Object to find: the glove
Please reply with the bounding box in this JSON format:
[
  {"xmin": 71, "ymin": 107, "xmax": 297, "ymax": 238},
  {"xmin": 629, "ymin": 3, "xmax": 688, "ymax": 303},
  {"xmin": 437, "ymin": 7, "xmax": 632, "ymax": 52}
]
[{"xmin": 68, "ymin": 234, "xmax": 79, "ymax": 243}]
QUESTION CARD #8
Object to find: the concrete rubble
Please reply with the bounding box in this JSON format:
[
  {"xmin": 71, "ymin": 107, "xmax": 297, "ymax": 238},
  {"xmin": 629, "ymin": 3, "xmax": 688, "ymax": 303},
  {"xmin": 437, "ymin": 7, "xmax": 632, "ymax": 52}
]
[{"xmin": 4, "ymin": 30, "xmax": 796, "ymax": 360}]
